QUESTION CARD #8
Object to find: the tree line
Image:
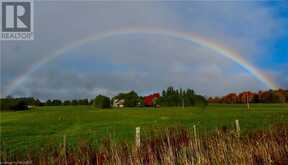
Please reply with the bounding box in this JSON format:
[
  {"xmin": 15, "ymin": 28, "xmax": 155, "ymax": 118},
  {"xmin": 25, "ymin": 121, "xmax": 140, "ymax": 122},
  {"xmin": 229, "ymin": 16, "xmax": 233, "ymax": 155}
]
[
  {"xmin": 208, "ymin": 89, "xmax": 288, "ymax": 104},
  {"xmin": 46, "ymin": 99, "xmax": 92, "ymax": 106},
  {"xmin": 2, "ymin": 88, "xmax": 287, "ymax": 111},
  {"xmin": 156, "ymin": 87, "xmax": 207, "ymax": 108},
  {"xmin": 0, "ymin": 87, "xmax": 208, "ymax": 110},
  {"xmin": 93, "ymin": 87, "xmax": 207, "ymax": 109},
  {"xmin": 0, "ymin": 97, "xmax": 42, "ymax": 111},
  {"xmin": 0, "ymin": 97, "xmax": 94, "ymax": 111}
]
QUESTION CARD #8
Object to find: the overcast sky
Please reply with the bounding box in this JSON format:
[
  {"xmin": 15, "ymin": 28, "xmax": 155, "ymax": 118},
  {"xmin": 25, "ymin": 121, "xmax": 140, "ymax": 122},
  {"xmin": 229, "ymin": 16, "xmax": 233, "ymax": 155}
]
[{"xmin": 1, "ymin": 1, "xmax": 288, "ymax": 100}]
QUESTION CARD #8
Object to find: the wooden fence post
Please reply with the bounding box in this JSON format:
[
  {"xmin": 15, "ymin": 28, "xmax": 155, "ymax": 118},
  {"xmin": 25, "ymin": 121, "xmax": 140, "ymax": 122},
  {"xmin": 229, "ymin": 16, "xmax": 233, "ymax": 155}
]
[
  {"xmin": 193, "ymin": 125, "xmax": 201, "ymax": 164},
  {"xmin": 63, "ymin": 134, "xmax": 67, "ymax": 165},
  {"xmin": 193, "ymin": 125, "xmax": 197, "ymax": 143},
  {"xmin": 135, "ymin": 127, "xmax": 141, "ymax": 148},
  {"xmin": 63, "ymin": 134, "xmax": 66, "ymax": 152},
  {"xmin": 235, "ymin": 120, "xmax": 240, "ymax": 137}
]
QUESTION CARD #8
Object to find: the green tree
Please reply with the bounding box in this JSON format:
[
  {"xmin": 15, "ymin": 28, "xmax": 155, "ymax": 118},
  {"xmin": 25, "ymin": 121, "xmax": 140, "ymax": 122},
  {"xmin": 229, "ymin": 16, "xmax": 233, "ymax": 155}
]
[
  {"xmin": 52, "ymin": 99, "xmax": 62, "ymax": 106},
  {"xmin": 0, "ymin": 98, "xmax": 28, "ymax": 111},
  {"xmin": 71, "ymin": 100, "xmax": 78, "ymax": 105},
  {"xmin": 78, "ymin": 99, "xmax": 89, "ymax": 105},
  {"xmin": 46, "ymin": 100, "xmax": 53, "ymax": 106},
  {"xmin": 113, "ymin": 91, "xmax": 139, "ymax": 107},
  {"xmin": 63, "ymin": 100, "xmax": 71, "ymax": 105},
  {"xmin": 94, "ymin": 95, "xmax": 111, "ymax": 109},
  {"xmin": 157, "ymin": 87, "xmax": 207, "ymax": 108},
  {"xmin": 193, "ymin": 95, "xmax": 208, "ymax": 110}
]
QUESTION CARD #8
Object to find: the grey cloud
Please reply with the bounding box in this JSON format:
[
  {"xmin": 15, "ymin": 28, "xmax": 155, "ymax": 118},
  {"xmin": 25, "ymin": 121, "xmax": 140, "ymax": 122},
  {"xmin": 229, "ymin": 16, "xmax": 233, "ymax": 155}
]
[{"xmin": 1, "ymin": 1, "xmax": 287, "ymax": 99}]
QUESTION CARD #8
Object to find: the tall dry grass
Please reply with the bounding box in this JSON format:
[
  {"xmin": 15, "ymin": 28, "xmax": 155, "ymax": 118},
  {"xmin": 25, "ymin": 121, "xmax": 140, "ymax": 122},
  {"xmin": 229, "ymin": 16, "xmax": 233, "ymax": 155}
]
[{"xmin": 1, "ymin": 124, "xmax": 288, "ymax": 165}]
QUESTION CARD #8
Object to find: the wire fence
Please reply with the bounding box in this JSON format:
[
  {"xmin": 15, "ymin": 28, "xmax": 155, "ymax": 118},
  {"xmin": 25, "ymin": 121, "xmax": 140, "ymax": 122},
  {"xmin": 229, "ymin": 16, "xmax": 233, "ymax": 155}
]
[{"xmin": 1, "ymin": 119, "xmax": 243, "ymax": 155}]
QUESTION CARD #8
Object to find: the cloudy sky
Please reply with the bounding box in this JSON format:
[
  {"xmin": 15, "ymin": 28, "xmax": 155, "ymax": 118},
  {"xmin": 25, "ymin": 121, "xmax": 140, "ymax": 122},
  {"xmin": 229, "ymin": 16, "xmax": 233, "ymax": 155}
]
[{"xmin": 1, "ymin": 1, "xmax": 288, "ymax": 100}]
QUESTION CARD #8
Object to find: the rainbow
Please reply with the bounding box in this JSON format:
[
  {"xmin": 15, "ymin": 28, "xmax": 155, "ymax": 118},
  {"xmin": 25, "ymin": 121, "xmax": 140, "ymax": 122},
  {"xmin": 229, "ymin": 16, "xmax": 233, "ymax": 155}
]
[{"xmin": 5, "ymin": 28, "xmax": 278, "ymax": 95}]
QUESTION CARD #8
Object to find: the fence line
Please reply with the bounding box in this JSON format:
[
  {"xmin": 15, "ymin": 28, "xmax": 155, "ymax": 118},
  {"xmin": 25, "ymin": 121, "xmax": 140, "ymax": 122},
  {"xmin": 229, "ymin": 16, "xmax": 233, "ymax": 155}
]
[{"xmin": 2, "ymin": 120, "xmax": 243, "ymax": 153}]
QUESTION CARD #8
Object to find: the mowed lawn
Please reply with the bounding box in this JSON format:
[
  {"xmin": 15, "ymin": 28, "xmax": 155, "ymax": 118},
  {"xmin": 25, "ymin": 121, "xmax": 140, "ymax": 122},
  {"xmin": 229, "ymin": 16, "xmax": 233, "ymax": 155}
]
[{"xmin": 1, "ymin": 104, "xmax": 288, "ymax": 153}]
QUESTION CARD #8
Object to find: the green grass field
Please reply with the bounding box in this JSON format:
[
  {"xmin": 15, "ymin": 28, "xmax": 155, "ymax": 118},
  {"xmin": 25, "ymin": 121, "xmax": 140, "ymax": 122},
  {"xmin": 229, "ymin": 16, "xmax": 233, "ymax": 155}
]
[{"xmin": 1, "ymin": 104, "xmax": 288, "ymax": 153}]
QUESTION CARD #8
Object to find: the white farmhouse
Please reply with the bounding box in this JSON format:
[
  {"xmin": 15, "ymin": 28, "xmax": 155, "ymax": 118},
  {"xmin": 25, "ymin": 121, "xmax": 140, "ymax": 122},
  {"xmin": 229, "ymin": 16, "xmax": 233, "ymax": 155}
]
[{"xmin": 113, "ymin": 99, "xmax": 125, "ymax": 108}]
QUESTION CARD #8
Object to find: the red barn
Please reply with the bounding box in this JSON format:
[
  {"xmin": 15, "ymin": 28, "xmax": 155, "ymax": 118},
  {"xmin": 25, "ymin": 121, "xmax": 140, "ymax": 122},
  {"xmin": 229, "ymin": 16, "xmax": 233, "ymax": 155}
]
[{"xmin": 144, "ymin": 93, "xmax": 160, "ymax": 106}]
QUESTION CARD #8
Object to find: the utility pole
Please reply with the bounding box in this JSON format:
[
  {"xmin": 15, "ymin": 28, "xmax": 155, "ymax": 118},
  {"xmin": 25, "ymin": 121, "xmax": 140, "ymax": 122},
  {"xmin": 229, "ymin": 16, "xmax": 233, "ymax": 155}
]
[
  {"xmin": 182, "ymin": 97, "xmax": 184, "ymax": 108},
  {"xmin": 246, "ymin": 93, "xmax": 250, "ymax": 110},
  {"xmin": 180, "ymin": 87, "xmax": 184, "ymax": 108}
]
